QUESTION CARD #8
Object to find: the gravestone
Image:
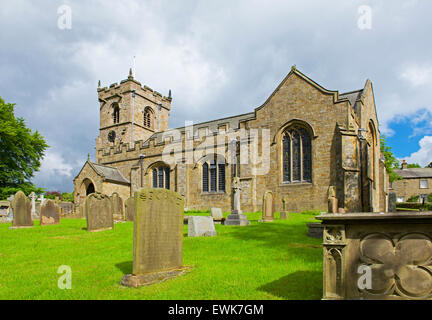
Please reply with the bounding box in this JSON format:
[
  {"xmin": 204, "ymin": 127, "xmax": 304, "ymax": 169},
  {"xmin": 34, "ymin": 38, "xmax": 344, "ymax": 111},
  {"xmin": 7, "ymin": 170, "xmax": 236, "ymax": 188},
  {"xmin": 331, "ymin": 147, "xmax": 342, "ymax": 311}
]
[
  {"xmin": 125, "ymin": 197, "xmax": 135, "ymax": 221},
  {"xmin": 210, "ymin": 207, "xmax": 224, "ymax": 224},
  {"xmin": 121, "ymin": 188, "xmax": 190, "ymax": 287},
  {"xmin": 111, "ymin": 192, "xmax": 124, "ymax": 221},
  {"xmin": 280, "ymin": 196, "xmax": 289, "ymax": 220},
  {"xmin": 85, "ymin": 192, "xmax": 113, "ymax": 232},
  {"xmin": 29, "ymin": 192, "xmax": 37, "ymax": 218},
  {"xmin": 389, "ymin": 192, "xmax": 397, "ymax": 213},
  {"xmin": 224, "ymin": 177, "xmax": 250, "ymax": 226},
  {"xmin": 259, "ymin": 191, "xmax": 274, "ymax": 222},
  {"xmin": 40, "ymin": 200, "xmax": 60, "ymax": 225},
  {"xmin": 188, "ymin": 216, "xmax": 217, "ymax": 237},
  {"xmin": 11, "ymin": 191, "xmax": 33, "ymax": 228},
  {"xmin": 328, "ymin": 186, "xmax": 338, "ymax": 213}
]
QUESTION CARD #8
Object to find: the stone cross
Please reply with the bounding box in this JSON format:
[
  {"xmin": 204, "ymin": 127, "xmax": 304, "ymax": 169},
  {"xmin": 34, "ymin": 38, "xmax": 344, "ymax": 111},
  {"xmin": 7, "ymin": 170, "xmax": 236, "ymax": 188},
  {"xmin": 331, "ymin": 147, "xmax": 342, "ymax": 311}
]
[
  {"xmin": 37, "ymin": 194, "xmax": 45, "ymax": 206},
  {"xmin": 280, "ymin": 196, "xmax": 289, "ymax": 220},
  {"xmin": 231, "ymin": 177, "xmax": 242, "ymax": 214},
  {"xmin": 29, "ymin": 192, "xmax": 37, "ymax": 217},
  {"xmin": 224, "ymin": 177, "xmax": 250, "ymax": 226}
]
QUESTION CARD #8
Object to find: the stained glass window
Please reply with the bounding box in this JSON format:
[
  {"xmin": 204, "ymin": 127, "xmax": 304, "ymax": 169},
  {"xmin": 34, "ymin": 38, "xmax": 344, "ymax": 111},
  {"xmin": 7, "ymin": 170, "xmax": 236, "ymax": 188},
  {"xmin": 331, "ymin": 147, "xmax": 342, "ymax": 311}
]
[
  {"xmin": 202, "ymin": 157, "xmax": 226, "ymax": 193},
  {"xmin": 282, "ymin": 125, "xmax": 312, "ymax": 183}
]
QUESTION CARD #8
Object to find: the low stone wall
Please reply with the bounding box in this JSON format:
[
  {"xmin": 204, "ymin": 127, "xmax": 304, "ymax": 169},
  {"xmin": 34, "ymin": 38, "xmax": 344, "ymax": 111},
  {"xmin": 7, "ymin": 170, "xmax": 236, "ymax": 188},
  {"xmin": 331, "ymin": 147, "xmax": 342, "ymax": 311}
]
[{"xmin": 317, "ymin": 212, "xmax": 432, "ymax": 300}]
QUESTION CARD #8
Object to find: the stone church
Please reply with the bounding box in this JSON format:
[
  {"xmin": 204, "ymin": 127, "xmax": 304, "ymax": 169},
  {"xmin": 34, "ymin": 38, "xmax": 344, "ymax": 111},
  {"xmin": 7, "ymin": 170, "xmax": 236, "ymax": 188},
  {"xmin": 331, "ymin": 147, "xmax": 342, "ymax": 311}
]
[{"xmin": 73, "ymin": 66, "xmax": 388, "ymax": 213}]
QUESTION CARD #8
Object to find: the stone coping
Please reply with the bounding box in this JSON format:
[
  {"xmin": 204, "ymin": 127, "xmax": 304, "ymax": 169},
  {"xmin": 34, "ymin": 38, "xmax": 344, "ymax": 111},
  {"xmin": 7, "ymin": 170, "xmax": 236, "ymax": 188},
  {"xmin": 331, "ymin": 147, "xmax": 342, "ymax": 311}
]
[{"xmin": 316, "ymin": 212, "xmax": 432, "ymax": 223}]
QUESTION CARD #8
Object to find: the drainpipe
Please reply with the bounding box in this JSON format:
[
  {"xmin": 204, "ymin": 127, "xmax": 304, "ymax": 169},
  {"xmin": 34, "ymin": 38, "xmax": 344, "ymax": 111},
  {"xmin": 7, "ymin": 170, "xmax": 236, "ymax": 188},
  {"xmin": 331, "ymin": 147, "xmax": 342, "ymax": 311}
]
[
  {"xmin": 358, "ymin": 128, "xmax": 367, "ymax": 211},
  {"xmin": 140, "ymin": 154, "xmax": 145, "ymax": 188}
]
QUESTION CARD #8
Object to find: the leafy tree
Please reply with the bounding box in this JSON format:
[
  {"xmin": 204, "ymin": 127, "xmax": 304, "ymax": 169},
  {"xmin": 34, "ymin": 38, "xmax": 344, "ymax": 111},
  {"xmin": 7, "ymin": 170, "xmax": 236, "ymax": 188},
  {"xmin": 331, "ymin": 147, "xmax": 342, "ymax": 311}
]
[
  {"xmin": 61, "ymin": 192, "xmax": 74, "ymax": 202},
  {"xmin": 380, "ymin": 136, "xmax": 402, "ymax": 182},
  {"xmin": 0, "ymin": 97, "xmax": 48, "ymax": 199},
  {"xmin": 45, "ymin": 191, "xmax": 62, "ymax": 200},
  {"xmin": 407, "ymin": 163, "xmax": 422, "ymax": 168}
]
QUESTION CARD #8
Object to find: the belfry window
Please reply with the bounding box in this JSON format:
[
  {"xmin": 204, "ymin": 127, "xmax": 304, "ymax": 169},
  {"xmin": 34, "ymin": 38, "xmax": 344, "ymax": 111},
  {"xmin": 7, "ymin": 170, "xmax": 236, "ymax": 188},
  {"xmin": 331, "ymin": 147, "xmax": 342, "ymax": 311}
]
[
  {"xmin": 144, "ymin": 107, "xmax": 153, "ymax": 129},
  {"xmin": 113, "ymin": 105, "xmax": 120, "ymax": 124},
  {"xmin": 152, "ymin": 166, "xmax": 170, "ymax": 189},
  {"xmin": 202, "ymin": 157, "xmax": 225, "ymax": 193},
  {"xmin": 282, "ymin": 126, "xmax": 312, "ymax": 183}
]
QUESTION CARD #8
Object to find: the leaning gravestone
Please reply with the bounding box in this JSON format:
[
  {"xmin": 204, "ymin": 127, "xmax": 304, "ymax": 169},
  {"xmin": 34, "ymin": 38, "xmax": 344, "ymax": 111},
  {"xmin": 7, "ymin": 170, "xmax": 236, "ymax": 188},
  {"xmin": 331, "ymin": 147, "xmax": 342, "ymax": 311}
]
[
  {"xmin": 210, "ymin": 207, "xmax": 224, "ymax": 224},
  {"xmin": 85, "ymin": 192, "xmax": 113, "ymax": 232},
  {"xmin": 389, "ymin": 192, "xmax": 397, "ymax": 213},
  {"xmin": 121, "ymin": 188, "xmax": 190, "ymax": 287},
  {"xmin": 259, "ymin": 190, "xmax": 274, "ymax": 222},
  {"xmin": 125, "ymin": 197, "xmax": 135, "ymax": 221},
  {"xmin": 188, "ymin": 216, "xmax": 217, "ymax": 237},
  {"xmin": 111, "ymin": 192, "xmax": 124, "ymax": 221},
  {"xmin": 11, "ymin": 191, "xmax": 33, "ymax": 228},
  {"xmin": 40, "ymin": 200, "xmax": 60, "ymax": 226}
]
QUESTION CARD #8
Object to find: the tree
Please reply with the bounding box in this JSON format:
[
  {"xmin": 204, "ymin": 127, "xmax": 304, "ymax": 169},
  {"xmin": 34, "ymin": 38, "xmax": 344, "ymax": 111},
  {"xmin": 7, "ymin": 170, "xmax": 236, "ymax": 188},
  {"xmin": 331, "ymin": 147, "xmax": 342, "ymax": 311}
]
[
  {"xmin": 407, "ymin": 163, "xmax": 422, "ymax": 168},
  {"xmin": 0, "ymin": 97, "xmax": 48, "ymax": 199},
  {"xmin": 380, "ymin": 136, "xmax": 402, "ymax": 182}
]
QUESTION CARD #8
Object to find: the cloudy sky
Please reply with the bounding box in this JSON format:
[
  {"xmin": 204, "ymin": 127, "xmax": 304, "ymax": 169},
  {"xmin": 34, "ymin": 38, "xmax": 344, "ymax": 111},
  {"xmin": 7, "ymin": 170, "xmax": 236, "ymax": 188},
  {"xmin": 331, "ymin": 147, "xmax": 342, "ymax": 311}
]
[{"xmin": 1, "ymin": 0, "xmax": 432, "ymax": 192}]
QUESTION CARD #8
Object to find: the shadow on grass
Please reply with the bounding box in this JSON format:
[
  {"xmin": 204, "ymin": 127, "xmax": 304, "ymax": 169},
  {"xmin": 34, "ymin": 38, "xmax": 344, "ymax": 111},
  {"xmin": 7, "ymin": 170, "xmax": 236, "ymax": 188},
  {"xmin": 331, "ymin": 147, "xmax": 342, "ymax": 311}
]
[
  {"xmin": 258, "ymin": 271, "xmax": 322, "ymax": 300},
  {"xmin": 116, "ymin": 261, "xmax": 133, "ymax": 274}
]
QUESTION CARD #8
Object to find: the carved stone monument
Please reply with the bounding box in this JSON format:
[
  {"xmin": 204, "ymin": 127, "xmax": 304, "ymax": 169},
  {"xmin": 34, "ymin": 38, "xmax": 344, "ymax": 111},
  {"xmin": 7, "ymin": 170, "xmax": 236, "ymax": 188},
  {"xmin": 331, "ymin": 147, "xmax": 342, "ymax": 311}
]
[
  {"xmin": 280, "ymin": 196, "xmax": 289, "ymax": 220},
  {"xmin": 328, "ymin": 186, "xmax": 338, "ymax": 213},
  {"xmin": 29, "ymin": 192, "xmax": 38, "ymax": 218},
  {"xmin": 125, "ymin": 197, "xmax": 135, "ymax": 221},
  {"xmin": 259, "ymin": 190, "xmax": 274, "ymax": 222},
  {"xmin": 110, "ymin": 192, "xmax": 124, "ymax": 221},
  {"xmin": 121, "ymin": 188, "xmax": 191, "ymax": 287},
  {"xmin": 188, "ymin": 216, "xmax": 217, "ymax": 237},
  {"xmin": 85, "ymin": 192, "xmax": 113, "ymax": 232},
  {"xmin": 11, "ymin": 191, "xmax": 33, "ymax": 228},
  {"xmin": 317, "ymin": 212, "xmax": 432, "ymax": 300},
  {"xmin": 40, "ymin": 200, "xmax": 60, "ymax": 226},
  {"xmin": 224, "ymin": 177, "xmax": 250, "ymax": 226},
  {"xmin": 210, "ymin": 207, "xmax": 224, "ymax": 224}
]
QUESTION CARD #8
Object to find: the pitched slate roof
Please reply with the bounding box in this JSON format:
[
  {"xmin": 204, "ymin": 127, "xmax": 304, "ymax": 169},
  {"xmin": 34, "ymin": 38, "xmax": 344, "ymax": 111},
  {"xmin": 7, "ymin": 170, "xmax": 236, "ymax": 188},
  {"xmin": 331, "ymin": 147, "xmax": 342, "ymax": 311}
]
[
  {"xmin": 89, "ymin": 162, "xmax": 130, "ymax": 185},
  {"xmin": 395, "ymin": 168, "xmax": 432, "ymax": 179}
]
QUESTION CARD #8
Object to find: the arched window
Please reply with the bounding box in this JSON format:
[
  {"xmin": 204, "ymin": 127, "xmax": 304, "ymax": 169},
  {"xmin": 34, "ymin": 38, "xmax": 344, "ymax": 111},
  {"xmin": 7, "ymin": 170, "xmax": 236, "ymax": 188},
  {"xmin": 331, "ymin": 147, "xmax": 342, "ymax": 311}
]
[
  {"xmin": 152, "ymin": 165, "xmax": 170, "ymax": 189},
  {"xmin": 202, "ymin": 156, "xmax": 225, "ymax": 193},
  {"xmin": 369, "ymin": 121, "xmax": 376, "ymax": 184},
  {"xmin": 113, "ymin": 104, "xmax": 120, "ymax": 124},
  {"xmin": 282, "ymin": 125, "xmax": 312, "ymax": 183},
  {"xmin": 144, "ymin": 107, "xmax": 153, "ymax": 129}
]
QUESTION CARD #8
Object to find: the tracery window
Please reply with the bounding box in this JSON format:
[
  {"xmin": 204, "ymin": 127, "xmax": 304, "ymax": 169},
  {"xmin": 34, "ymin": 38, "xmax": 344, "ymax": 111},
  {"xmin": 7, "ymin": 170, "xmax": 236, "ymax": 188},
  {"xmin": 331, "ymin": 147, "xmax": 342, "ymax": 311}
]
[
  {"xmin": 152, "ymin": 166, "xmax": 170, "ymax": 189},
  {"xmin": 202, "ymin": 157, "xmax": 225, "ymax": 193},
  {"xmin": 144, "ymin": 107, "xmax": 153, "ymax": 129},
  {"xmin": 282, "ymin": 125, "xmax": 312, "ymax": 183}
]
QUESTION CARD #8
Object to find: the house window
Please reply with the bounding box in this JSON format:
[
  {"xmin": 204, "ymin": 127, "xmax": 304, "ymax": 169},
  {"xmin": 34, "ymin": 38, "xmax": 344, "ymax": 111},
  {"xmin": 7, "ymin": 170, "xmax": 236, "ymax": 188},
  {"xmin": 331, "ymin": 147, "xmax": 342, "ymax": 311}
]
[
  {"xmin": 389, "ymin": 181, "xmax": 393, "ymax": 189},
  {"xmin": 420, "ymin": 180, "xmax": 428, "ymax": 189},
  {"xmin": 152, "ymin": 166, "xmax": 170, "ymax": 189},
  {"xmin": 282, "ymin": 126, "xmax": 312, "ymax": 183},
  {"xmin": 202, "ymin": 158, "xmax": 225, "ymax": 193},
  {"xmin": 113, "ymin": 105, "xmax": 120, "ymax": 124},
  {"xmin": 397, "ymin": 197, "xmax": 405, "ymax": 203},
  {"xmin": 144, "ymin": 107, "xmax": 153, "ymax": 129},
  {"xmin": 420, "ymin": 194, "xmax": 427, "ymax": 202}
]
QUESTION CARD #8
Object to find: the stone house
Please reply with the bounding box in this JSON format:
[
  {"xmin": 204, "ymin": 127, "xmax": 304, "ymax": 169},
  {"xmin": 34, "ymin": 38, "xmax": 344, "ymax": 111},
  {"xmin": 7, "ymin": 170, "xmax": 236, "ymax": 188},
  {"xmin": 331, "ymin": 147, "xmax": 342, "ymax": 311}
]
[
  {"xmin": 73, "ymin": 66, "xmax": 387, "ymax": 213},
  {"xmin": 391, "ymin": 160, "xmax": 432, "ymax": 202}
]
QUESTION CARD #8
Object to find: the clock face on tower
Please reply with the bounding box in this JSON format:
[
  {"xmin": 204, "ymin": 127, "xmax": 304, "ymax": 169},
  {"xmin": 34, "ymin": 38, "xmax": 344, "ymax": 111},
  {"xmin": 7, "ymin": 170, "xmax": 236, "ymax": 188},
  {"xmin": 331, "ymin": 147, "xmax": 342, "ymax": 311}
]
[{"xmin": 108, "ymin": 130, "xmax": 116, "ymax": 142}]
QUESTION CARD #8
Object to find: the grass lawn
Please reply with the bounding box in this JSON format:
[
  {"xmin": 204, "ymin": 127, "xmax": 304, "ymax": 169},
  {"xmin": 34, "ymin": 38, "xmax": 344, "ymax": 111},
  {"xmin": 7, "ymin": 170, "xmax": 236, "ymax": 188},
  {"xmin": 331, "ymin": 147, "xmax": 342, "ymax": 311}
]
[{"xmin": 0, "ymin": 212, "xmax": 323, "ymax": 300}]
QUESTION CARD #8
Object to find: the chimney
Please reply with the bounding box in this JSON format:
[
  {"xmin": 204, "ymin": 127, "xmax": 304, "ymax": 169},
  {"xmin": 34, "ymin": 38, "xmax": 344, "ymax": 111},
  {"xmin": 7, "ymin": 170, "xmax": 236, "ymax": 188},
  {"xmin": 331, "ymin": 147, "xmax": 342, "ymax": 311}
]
[{"xmin": 402, "ymin": 160, "xmax": 408, "ymax": 170}]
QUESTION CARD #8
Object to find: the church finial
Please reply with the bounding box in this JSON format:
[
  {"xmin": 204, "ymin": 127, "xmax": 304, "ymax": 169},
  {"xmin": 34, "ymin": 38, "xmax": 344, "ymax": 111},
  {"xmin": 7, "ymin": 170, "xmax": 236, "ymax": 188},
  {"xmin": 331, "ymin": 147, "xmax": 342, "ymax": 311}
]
[
  {"xmin": 128, "ymin": 68, "xmax": 133, "ymax": 80},
  {"xmin": 98, "ymin": 80, "xmax": 101, "ymax": 88},
  {"xmin": 87, "ymin": 153, "xmax": 90, "ymax": 161},
  {"xmin": 291, "ymin": 65, "xmax": 297, "ymax": 72},
  {"xmin": 168, "ymin": 89, "xmax": 172, "ymax": 99}
]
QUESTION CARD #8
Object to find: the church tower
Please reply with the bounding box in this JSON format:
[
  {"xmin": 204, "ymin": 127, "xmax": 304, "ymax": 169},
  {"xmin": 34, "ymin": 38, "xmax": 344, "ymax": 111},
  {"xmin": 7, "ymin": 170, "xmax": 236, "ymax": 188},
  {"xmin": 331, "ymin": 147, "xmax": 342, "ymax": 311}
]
[{"xmin": 95, "ymin": 69, "xmax": 172, "ymax": 163}]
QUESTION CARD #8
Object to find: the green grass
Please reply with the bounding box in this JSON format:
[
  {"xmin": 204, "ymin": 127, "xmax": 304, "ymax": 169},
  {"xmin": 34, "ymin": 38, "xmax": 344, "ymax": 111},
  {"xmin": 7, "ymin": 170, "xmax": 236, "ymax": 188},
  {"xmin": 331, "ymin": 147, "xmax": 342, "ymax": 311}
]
[{"xmin": 0, "ymin": 212, "xmax": 323, "ymax": 300}]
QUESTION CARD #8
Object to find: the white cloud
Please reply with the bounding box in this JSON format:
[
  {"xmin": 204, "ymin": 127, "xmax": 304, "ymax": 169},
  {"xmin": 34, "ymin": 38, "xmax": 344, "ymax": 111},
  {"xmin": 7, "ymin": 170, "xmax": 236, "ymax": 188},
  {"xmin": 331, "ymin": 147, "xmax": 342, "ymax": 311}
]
[
  {"xmin": 399, "ymin": 64, "xmax": 432, "ymax": 87},
  {"xmin": 402, "ymin": 136, "xmax": 432, "ymax": 166},
  {"xmin": 38, "ymin": 150, "xmax": 74, "ymax": 177}
]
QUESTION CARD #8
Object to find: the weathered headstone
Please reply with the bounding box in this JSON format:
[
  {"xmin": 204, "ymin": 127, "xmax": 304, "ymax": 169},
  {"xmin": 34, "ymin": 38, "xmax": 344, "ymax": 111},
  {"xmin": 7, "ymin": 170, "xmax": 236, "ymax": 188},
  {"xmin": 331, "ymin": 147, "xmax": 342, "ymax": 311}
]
[
  {"xmin": 110, "ymin": 192, "xmax": 124, "ymax": 221},
  {"xmin": 121, "ymin": 188, "xmax": 190, "ymax": 287},
  {"xmin": 40, "ymin": 200, "xmax": 60, "ymax": 225},
  {"xmin": 85, "ymin": 192, "xmax": 113, "ymax": 232},
  {"xmin": 210, "ymin": 207, "xmax": 224, "ymax": 224},
  {"xmin": 280, "ymin": 196, "xmax": 289, "ymax": 220},
  {"xmin": 11, "ymin": 191, "xmax": 33, "ymax": 228},
  {"xmin": 188, "ymin": 216, "xmax": 217, "ymax": 237},
  {"xmin": 224, "ymin": 177, "xmax": 250, "ymax": 226},
  {"xmin": 328, "ymin": 186, "xmax": 338, "ymax": 213},
  {"xmin": 389, "ymin": 192, "xmax": 397, "ymax": 213},
  {"xmin": 125, "ymin": 197, "xmax": 135, "ymax": 221},
  {"xmin": 259, "ymin": 190, "xmax": 274, "ymax": 222}
]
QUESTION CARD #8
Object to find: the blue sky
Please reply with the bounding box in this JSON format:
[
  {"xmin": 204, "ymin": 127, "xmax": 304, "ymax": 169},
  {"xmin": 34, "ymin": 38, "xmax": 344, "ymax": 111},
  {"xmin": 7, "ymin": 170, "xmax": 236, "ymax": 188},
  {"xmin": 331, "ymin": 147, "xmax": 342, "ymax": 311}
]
[{"xmin": 1, "ymin": 0, "xmax": 432, "ymax": 192}]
